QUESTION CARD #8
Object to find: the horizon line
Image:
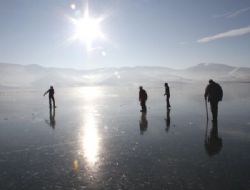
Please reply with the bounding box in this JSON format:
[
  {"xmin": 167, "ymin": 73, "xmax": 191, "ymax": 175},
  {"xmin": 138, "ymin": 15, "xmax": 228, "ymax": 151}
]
[{"xmin": 1, "ymin": 62, "xmax": 249, "ymax": 71}]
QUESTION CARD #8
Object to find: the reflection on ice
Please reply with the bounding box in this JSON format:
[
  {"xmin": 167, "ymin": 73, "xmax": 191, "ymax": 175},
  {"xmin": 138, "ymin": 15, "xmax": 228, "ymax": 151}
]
[
  {"xmin": 165, "ymin": 108, "xmax": 171, "ymax": 133},
  {"xmin": 81, "ymin": 107, "xmax": 100, "ymax": 166},
  {"xmin": 139, "ymin": 112, "xmax": 148, "ymax": 135},
  {"xmin": 45, "ymin": 108, "xmax": 56, "ymax": 129},
  {"xmin": 78, "ymin": 86, "xmax": 103, "ymax": 168},
  {"xmin": 205, "ymin": 120, "xmax": 223, "ymax": 157},
  {"xmin": 75, "ymin": 86, "xmax": 103, "ymax": 101}
]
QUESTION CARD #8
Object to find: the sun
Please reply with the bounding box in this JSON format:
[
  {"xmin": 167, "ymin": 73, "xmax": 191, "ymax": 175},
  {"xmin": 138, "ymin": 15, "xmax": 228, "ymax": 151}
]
[{"xmin": 70, "ymin": 6, "xmax": 105, "ymax": 51}]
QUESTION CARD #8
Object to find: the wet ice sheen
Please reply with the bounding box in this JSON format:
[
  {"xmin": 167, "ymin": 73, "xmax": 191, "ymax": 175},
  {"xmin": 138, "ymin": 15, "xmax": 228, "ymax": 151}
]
[{"xmin": 0, "ymin": 83, "xmax": 250, "ymax": 190}]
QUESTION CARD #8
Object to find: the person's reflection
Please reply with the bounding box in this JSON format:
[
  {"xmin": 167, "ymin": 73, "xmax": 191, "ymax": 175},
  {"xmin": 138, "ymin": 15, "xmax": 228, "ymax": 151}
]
[
  {"xmin": 139, "ymin": 112, "xmax": 148, "ymax": 135},
  {"xmin": 165, "ymin": 108, "xmax": 171, "ymax": 133},
  {"xmin": 45, "ymin": 107, "xmax": 56, "ymax": 129},
  {"xmin": 204, "ymin": 120, "xmax": 223, "ymax": 156}
]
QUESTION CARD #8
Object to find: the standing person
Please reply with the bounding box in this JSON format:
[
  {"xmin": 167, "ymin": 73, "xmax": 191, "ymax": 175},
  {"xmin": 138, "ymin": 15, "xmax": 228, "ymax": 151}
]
[
  {"xmin": 164, "ymin": 83, "xmax": 171, "ymax": 108},
  {"xmin": 139, "ymin": 86, "xmax": 147, "ymax": 112},
  {"xmin": 204, "ymin": 79, "xmax": 223, "ymax": 122},
  {"xmin": 44, "ymin": 86, "xmax": 56, "ymax": 109}
]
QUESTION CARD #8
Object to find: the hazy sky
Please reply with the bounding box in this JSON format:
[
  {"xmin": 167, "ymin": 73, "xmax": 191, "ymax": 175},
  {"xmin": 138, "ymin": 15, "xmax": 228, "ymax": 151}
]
[{"xmin": 0, "ymin": 0, "xmax": 249, "ymax": 69}]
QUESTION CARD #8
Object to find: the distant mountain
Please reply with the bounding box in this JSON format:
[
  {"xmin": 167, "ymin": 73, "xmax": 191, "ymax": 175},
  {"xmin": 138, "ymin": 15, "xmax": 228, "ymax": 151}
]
[
  {"xmin": 180, "ymin": 63, "xmax": 250, "ymax": 81},
  {"xmin": 186, "ymin": 63, "xmax": 235, "ymax": 72},
  {"xmin": 0, "ymin": 63, "xmax": 249, "ymax": 88}
]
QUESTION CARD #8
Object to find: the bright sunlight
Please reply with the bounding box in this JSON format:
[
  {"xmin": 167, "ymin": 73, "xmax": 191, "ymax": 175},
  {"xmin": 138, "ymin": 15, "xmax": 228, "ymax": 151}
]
[{"xmin": 70, "ymin": 5, "xmax": 105, "ymax": 51}]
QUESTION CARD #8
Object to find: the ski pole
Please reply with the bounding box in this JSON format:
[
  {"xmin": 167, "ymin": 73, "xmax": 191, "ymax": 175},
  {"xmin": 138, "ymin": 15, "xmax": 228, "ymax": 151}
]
[{"xmin": 205, "ymin": 97, "xmax": 208, "ymax": 121}]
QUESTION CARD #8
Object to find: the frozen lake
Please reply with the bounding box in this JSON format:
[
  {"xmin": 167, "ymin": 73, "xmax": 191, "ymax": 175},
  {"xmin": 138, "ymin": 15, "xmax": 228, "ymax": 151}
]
[{"xmin": 0, "ymin": 83, "xmax": 250, "ymax": 190}]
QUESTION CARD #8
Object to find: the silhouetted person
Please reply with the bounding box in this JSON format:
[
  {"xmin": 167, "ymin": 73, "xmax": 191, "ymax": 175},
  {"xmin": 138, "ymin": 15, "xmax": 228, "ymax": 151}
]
[
  {"xmin": 204, "ymin": 79, "xmax": 223, "ymax": 122},
  {"xmin": 139, "ymin": 86, "xmax": 147, "ymax": 112},
  {"xmin": 164, "ymin": 83, "xmax": 171, "ymax": 108},
  {"xmin": 139, "ymin": 112, "xmax": 148, "ymax": 135},
  {"xmin": 204, "ymin": 120, "xmax": 223, "ymax": 156},
  {"xmin": 165, "ymin": 108, "xmax": 171, "ymax": 133},
  {"xmin": 45, "ymin": 108, "xmax": 56, "ymax": 129},
  {"xmin": 44, "ymin": 86, "xmax": 56, "ymax": 109}
]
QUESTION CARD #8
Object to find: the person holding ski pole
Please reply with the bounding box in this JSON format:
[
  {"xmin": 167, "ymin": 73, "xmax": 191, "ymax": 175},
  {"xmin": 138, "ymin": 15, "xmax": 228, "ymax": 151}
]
[{"xmin": 204, "ymin": 79, "xmax": 223, "ymax": 122}]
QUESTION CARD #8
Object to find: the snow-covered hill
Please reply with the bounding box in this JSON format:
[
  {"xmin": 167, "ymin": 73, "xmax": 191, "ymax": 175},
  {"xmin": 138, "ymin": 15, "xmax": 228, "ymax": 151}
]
[{"xmin": 0, "ymin": 63, "xmax": 249, "ymax": 88}]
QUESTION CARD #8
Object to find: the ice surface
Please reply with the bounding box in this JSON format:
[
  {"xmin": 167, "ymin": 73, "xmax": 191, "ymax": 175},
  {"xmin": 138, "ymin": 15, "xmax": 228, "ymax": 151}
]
[{"xmin": 0, "ymin": 83, "xmax": 250, "ymax": 190}]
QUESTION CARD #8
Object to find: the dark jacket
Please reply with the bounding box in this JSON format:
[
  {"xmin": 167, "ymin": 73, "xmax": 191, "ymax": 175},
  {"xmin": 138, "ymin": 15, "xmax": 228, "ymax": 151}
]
[
  {"xmin": 204, "ymin": 82, "xmax": 223, "ymax": 102},
  {"xmin": 45, "ymin": 88, "xmax": 55, "ymax": 97},
  {"xmin": 139, "ymin": 89, "xmax": 147, "ymax": 102},
  {"xmin": 165, "ymin": 86, "xmax": 170, "ymax": 97}
]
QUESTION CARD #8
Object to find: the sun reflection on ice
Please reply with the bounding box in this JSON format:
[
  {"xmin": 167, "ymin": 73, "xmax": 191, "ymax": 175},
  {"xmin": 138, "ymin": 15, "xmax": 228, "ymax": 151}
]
[
  {"xmin": 78, "ymin": 87, "xmax": 103, "ymax": 169},
  {"xmin": 82, "ymin": 108, "xmax": 100, "ymax": 166},
  {"xmin": 75, "ymin": 86, "xmax": 103, "ymax": 100}
]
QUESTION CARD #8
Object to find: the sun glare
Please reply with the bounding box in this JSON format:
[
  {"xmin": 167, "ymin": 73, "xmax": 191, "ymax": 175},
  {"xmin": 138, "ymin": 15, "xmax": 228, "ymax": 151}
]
[
  {"xmin": 77, "ymin": 87, "xmax": 104, "ymax": 168},
  {"xmin": 82, "ymin": 108, "xmax": 99, "ymax": 166},
  {"xmin": 70, "ymin": 6, "xmax": 105, "ymax": 51}
]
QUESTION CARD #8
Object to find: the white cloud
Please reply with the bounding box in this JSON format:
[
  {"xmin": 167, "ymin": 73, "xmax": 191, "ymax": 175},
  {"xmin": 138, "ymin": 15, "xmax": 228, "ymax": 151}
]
[
  {"xmin": 214, "ymin": 7, "xmax": 250, "ymax": 19},
  {"xmin": 197, "ymin": 26, "xmax": 250, "ymax": 43}
]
